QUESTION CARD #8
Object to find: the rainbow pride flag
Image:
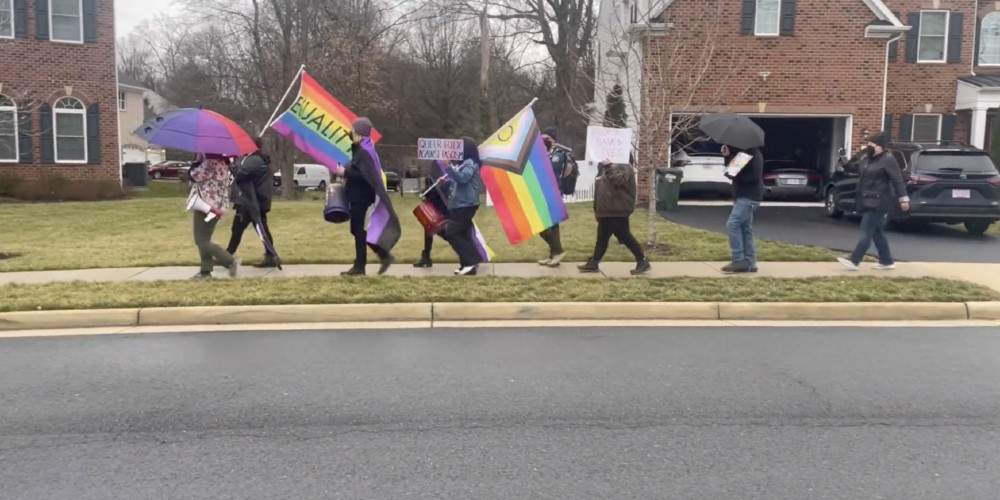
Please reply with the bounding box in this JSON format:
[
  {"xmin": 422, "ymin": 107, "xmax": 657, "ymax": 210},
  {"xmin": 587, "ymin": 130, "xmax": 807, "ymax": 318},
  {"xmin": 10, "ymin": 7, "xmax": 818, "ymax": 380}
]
[
  {"xmin": 270, "ymin": 70, "xmax": 381, "ymax": 167},
  {"xmin": 480, "ymin": 105, "xmax": 567, "ymax": 245}
]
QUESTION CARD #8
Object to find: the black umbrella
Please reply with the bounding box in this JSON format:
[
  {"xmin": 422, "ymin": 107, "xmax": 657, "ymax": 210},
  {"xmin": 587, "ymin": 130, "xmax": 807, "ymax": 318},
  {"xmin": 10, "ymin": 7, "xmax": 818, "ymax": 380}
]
[{"xmin": 698, "ymin": 113, "xmax": 765, "ymax": 150}]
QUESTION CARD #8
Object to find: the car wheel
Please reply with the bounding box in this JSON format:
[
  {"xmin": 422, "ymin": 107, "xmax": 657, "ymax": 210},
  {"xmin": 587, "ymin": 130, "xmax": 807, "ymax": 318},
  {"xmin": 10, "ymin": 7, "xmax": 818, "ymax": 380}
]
[
  {"xmin": 965, "ymin": 221, "xmax": 992, "ymax": 236},
  {"xmin": 317, "ymin": 181, "xmax": 327, "ymax": 191},
  {"xmin": 152, "ymin": 172, "xmax": 162, "ymax": 180},
  {"xmin": 824, "ymin": 190, "xmax": 843, "ymax": 218}
]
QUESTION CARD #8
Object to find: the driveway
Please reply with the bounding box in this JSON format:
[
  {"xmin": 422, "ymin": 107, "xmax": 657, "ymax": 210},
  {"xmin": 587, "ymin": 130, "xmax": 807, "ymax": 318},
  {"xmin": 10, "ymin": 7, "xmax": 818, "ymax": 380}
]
[{"xmin": 663, "ymin": 205, "xmax": 1000, "ymax": 263}]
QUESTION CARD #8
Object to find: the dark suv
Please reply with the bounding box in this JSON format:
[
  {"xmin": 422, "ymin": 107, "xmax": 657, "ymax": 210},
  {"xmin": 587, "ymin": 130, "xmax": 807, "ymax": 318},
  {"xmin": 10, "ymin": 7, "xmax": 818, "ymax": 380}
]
[{"xmin": 825, "ymin": 142, "xmax": 1000, "ymax": 235}]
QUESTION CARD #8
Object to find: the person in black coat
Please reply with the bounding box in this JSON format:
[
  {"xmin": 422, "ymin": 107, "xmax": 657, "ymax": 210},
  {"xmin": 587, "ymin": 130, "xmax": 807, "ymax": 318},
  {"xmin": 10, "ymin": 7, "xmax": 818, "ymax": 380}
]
[
  {"xmin": 341, "ymin": 117, "xmax": 395, "ymax": 276},
  {"xmin": 227, "ymin": 138, "xmax": 280, "ymax": 268},
  {"xmin": 838, "ymin": 132, "xmax": 910, "ymax": 271}
]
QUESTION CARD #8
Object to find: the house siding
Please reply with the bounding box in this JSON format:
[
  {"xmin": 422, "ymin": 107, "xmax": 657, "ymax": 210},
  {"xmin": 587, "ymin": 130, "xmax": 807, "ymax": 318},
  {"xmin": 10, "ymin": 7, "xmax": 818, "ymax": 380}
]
[{"xmin": 0, "ymin": 0, "xmax": 119, "ymax": 182}]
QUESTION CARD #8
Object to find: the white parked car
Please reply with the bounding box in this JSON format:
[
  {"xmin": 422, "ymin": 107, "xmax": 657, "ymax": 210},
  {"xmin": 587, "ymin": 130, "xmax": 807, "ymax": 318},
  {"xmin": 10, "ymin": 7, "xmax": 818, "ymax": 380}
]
[
  {"xmin": 273, "ymin": 164, "xmax": 331, "ymax": 190},
  {"xmin": 675, "ymin": 152, "xmax": 730, "ymax": 196}
]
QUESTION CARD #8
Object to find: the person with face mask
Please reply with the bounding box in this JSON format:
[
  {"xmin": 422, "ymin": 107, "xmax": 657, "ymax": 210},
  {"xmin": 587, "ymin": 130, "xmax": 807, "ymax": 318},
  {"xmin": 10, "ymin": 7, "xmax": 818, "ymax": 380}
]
[{"xmin": 837, "ymin": 132, "xmax": 909, "ymax": 271}]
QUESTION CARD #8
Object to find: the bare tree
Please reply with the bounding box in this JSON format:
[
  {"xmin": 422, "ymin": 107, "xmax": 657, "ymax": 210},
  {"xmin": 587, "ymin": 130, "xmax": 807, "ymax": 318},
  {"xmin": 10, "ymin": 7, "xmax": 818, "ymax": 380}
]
[
  {"xmin": 586, "ymin": 0, "xmax": 752, "ymax": 248},
  {"xmin": 490, "ymin": 0, "xmax": 596, "ymax": 137}
]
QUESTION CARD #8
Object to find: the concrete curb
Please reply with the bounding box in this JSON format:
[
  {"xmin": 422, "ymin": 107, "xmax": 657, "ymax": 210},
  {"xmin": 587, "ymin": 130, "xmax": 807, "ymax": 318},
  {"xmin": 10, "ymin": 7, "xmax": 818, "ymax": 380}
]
[
  {"xmin": 718, "ymin": 302, "xmax": 971, "ymax": 321},
  {"xmin": 138, "ymin": 304, "xmax": 433, "ymax": 326},
  {"xmin": 432, "ymin": 302, "xmax": 719, "ymax": 321},
  {"xmin": 0, "ymin": 309, "xmax": 139, "ymax": 331},
  {"xmin": 967, "ymin": 302, "xmax": 1000, "ymax": 320},
  {"xmin": 1, "ymin": 301, "xmax": 998, "ymax": 331}
]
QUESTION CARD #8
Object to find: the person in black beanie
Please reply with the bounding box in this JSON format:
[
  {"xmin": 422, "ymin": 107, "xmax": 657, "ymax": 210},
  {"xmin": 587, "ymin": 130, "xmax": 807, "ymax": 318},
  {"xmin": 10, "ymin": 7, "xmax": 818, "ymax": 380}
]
[{"xmin": 837, "ymin": 132, "xmax": 909, "ymax": 271}]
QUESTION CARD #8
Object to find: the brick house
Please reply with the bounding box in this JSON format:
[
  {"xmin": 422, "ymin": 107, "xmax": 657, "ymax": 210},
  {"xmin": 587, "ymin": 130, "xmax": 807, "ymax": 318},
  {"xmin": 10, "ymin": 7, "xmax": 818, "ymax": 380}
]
[
  {"xmin": 594, "ymin": 0, "xmax": 1000, "ymax": 197},
  {"xmin": 0, "ymin": 0, "xmax": 119, "ymax": 183}
]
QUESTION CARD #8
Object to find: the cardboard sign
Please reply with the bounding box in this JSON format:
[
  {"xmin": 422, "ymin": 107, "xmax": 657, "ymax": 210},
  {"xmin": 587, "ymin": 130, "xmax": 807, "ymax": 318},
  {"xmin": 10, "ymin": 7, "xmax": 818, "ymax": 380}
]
[
  {"xmin": 585, "ymin": 126, "xmax": 634, "ymax": 164},
  {"xmin": 417, "ymin": 138, "xmax": 464, "ymax": 161}
]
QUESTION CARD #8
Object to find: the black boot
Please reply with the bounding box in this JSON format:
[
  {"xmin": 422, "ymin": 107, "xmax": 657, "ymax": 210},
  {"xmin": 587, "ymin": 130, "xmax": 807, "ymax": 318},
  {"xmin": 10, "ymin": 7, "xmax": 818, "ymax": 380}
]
[
  {"xmin": 341, "ymin": 266, "xmax": 366, "ymax": 276},
  {"xmin": 631, "ymin": 258, "xmax": 652, "ymax": 275},
  {"xmin": 577, "ymin": 260, "xmax": 601, "ymax": 273},
  {"xmin": 413, "ymin": 251, "xmax": 433, "ymax": 268}
]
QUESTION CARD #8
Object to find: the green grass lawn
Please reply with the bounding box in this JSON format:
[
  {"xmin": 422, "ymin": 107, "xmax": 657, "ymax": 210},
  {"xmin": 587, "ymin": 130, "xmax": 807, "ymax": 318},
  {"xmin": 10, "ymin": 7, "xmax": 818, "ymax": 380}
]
[
  {"xmin": 0, "ymin": 276, "xmax": 993, "ymax": 312},
  {"xmin": 0, "ymin": 184, "xmax": 838, "ymax": 272}
]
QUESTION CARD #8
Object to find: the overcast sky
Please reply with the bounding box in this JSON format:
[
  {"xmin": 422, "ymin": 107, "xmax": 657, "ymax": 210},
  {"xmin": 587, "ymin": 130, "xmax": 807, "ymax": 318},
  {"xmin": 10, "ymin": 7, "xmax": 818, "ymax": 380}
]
[{"xmin": 116, "ymin": 0, "xmax": 178, "ymax": 37}]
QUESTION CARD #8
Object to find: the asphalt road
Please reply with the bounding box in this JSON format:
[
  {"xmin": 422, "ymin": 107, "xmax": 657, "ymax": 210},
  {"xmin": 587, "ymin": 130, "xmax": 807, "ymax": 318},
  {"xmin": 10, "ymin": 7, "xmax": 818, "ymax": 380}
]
[
  {"xmin": 663, "ymin": 205, "xmax": 1000, "ymax": 262},
  {"xmin": 2, "ymin": 326, "xmax": 1000, "ymax": 499}
]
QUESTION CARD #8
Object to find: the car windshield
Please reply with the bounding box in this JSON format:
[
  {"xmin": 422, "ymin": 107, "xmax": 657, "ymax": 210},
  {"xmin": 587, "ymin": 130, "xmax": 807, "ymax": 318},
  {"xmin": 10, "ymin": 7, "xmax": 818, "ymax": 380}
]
[{"xmin": 916, "ymin": 152, "xmax": 999, "ymax": 174}]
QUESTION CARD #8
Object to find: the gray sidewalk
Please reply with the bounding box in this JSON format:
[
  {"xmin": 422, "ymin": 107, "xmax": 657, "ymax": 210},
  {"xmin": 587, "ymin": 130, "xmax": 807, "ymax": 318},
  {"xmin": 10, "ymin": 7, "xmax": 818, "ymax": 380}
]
[{"xmin": 2, "ymin": 262, "xmax": 999, "ymax": 293}]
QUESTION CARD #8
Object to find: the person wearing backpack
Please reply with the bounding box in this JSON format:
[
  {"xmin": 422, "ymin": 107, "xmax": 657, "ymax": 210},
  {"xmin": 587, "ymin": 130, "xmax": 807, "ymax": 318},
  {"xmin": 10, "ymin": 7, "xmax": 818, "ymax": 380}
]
[
  {"xmin": 227, "ymin": 138, "xmax": 280, "ymax": 268},
  {"xmin": 578, "ymin": 160, "xmax": 650, "ymax": 275},
  {"xmin": 537, "ymin": 129, "xmax": 572, "ymax": 267}
]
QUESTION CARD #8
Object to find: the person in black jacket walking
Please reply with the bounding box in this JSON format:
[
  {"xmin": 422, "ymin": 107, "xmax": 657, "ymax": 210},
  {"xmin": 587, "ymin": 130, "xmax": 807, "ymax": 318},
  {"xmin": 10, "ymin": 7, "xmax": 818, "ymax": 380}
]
[
  {"xmin": 227, "ymin": 138, "xmax": 280, "ymax": 268},
  {"xmin": 838, "ymin": 132, "xmax": 910, "ymax": 271},
  {"xmin": 722, "ymin": 144, "xmax": 764, "ymax": 273}
]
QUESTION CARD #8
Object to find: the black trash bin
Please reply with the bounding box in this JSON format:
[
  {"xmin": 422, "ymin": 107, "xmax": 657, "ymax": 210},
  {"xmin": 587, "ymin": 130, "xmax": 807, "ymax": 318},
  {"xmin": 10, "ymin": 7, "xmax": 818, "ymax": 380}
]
[
  {"xmin": 656, "ymin": 167, "xmax": 684, "ymax": 211},
  {"xmin": 122, "ymin": 163, "xmax": 149, "ymax": 188}
]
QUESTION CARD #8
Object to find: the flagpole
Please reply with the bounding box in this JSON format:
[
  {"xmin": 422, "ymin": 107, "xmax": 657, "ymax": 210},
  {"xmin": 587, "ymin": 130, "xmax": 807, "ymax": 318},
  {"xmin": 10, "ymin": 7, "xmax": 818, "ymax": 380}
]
[{"xmin": 260, "ymin": 64, "xmax": 306, "ymax": 138}]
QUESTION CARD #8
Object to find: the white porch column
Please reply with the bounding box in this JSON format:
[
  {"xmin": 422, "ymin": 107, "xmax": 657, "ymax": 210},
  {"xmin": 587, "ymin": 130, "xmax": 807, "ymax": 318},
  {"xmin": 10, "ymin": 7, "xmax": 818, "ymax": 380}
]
[{"xmin": 970, "ymin": 106, "xmax": 989, "ymax": 149}]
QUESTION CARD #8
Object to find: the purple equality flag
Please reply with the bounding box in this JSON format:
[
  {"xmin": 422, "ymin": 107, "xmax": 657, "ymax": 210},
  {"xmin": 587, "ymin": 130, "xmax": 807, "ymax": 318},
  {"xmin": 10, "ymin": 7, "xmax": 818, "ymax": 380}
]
[{"xmin": 357, "ymin": 137, "xmax": 401, "ymax": 254}]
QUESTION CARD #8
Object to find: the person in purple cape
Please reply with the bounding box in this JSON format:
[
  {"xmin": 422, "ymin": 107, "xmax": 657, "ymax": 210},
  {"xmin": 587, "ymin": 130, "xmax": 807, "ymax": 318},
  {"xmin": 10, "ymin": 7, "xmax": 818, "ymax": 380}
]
[{"xmin": 337, "ymin": 117, "xmax": 400, "ymax": 276}]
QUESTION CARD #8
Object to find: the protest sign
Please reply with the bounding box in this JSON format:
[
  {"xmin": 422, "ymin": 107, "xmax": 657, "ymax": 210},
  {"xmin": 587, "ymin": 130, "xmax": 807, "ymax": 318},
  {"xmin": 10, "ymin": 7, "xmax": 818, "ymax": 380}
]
[
  {"xmin": 417, "ymin": 138, "xmax": 464, "ymax": 161},
  {"xmin": 585, "ymin": 126, "xmax": 633, "ymax": 164}
]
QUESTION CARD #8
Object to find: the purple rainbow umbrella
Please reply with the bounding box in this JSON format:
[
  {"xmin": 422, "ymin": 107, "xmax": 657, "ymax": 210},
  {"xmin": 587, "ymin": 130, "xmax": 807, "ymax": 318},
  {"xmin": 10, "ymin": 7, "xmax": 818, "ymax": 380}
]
[{"xmin": 134, "ymin": 108, "xmax": 257, "ymax": 156}]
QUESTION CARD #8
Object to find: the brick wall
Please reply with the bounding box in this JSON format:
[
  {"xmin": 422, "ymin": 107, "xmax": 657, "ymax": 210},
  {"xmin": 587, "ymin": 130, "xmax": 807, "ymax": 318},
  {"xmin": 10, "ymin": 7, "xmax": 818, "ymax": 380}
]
[
  {"xmin": 0, "ymin": 0, "xmax": 119, "ymax": 182},
  {"xmin": 638, "ymin": 0, "xmax": 889, "ymax": 199},
  {"xmin": 884, "ymin": 0, "xmax": 976, "ymax": 141}
]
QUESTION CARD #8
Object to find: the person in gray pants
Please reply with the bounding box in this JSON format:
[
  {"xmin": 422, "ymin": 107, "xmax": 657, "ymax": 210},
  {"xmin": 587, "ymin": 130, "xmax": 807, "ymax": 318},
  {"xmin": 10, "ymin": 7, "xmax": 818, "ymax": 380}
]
[{"xmin": 188, "ymin": 154, "xmax": 240, "ymax": 279}]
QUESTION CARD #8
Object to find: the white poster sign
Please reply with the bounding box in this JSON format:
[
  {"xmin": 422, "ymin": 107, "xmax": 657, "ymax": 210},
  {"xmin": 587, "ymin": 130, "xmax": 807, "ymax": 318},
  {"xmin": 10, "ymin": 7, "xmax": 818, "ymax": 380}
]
[
  {"xmin": 585, "ymin": 126, "xmax": 634, "ymax": 164},
  {"xmin": 417, "ymin": 138, "xmax": 464, "ymax": 161}
]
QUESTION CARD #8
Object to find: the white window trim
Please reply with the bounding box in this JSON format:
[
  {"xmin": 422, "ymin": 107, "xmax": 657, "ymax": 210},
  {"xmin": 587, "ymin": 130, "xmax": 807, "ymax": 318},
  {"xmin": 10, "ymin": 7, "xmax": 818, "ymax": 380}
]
[
  {"xmin": 0, "ymin": 0, "xmax": 14, "ymax": 40},
  {"xmin": 53, "ymin": 97, "xmax": 88, "ymax": 164},
  {"xmin": 916, "ymin": 10, "xmax": 949, "ymax": 64},
  {"xmin": 49, "ymin": 0, "xmax": 84, "ymax": 44},
  {"xmin": 754, "ymin": 0, "xmax": 782, "ymax": 37},
  {"xmin": 911, "ymin": 113, "xmax": 943, "ymax": 143},
  {"xmin": 0, "ymin": 96, "xmax": 18, "ymax": 163},
  {"xmin": 118, "ymin": 90, "xmax": 126, "ymax": 112},
  {"xmin": 979, "ymin": 12, "xmax": 1000, "ymax": 67}
]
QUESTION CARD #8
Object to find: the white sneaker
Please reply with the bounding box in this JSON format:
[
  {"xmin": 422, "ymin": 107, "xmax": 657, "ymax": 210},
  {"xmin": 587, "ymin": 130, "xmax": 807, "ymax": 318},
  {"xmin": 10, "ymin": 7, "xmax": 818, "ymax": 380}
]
[
  {"xmin": 537, "ymin": 258, "xmax": 552, "ymax": 266},
  {"xmin": 547, "ymin": 252, "xmax": 567, "ymax": 267},
  {"xmin": 873, "ymin": 263, "xmax": 896, "ymax": 271},
  {"xmin": 837, "ymin": 257, "xmax": 859, "ymax": 271},
  {"xmin": 456, "ymin": 265, "xmax": 478, "ymax": 276}
]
